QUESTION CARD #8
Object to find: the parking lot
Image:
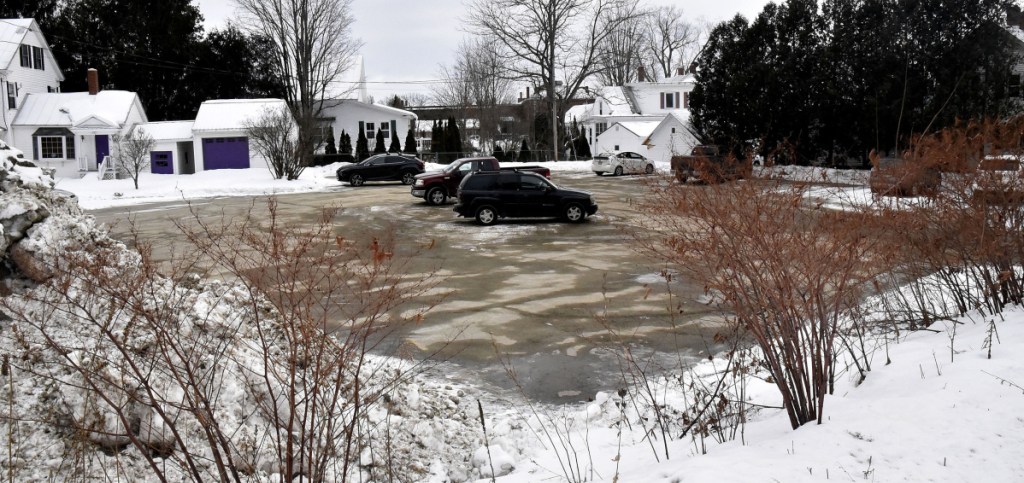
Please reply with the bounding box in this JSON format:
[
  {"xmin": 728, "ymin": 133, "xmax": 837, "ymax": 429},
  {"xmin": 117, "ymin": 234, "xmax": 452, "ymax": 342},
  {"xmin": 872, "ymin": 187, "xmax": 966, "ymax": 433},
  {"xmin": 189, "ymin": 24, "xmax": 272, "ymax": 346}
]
[{"xmin": 90, "ymin": 171, "xmax": 731, "ymax": 402}]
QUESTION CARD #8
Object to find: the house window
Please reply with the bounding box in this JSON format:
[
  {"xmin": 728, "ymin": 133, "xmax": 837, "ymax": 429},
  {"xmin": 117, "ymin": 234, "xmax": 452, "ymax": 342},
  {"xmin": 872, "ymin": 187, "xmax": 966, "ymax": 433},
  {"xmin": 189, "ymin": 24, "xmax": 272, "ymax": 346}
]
[
  {"xmin": 6, "ymin": 82, "xmax": 16, "ymax": 109},
  {"xmin": 661, "ymin": 92, "xmax": 681, "ymax": 109},
  {"xmin": 364, "ymin": 122, "xmax": 375, "ymax": 139},
  {"xmin": 39, "ymin": 136, "xmax": 70, "ymax": 159},
  {"xmin": 1011, "ymin": 74, "xmax": 1022, "ymax": 98},
  {"xmin": 19, "ymin": 45, "xmax": 31, "ymax": 68},
  {"xmin": 379, "ymin": 122, "xmax": 390, "ymax": 141},
  {"xmin": 32, "ymin": 46, "xmax": 44, "ymax": 70},
  {"xmin": 596, "ymin": 122, "xmax": 607, "ymax": 136}
]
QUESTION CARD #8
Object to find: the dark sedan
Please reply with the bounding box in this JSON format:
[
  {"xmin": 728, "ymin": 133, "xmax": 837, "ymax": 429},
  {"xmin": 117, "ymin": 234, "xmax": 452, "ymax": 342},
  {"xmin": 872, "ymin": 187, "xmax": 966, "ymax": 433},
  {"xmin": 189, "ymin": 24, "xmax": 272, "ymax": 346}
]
[{"xmin": 336, "ymin": 154, "xmax": 425, "ymax": 186}]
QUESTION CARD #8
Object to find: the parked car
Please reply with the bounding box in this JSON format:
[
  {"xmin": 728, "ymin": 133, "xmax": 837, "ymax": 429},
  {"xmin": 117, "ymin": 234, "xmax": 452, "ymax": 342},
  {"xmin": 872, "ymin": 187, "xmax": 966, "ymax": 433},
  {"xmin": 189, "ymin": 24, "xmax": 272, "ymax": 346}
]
[
  {"xmin": 411, "ymin": 156, "xmax": 551, "ymax": 205},
  {"xmin": 592, "ymin": 151, "xmax": 655, "ymax": 176},
  {"xmin": 868, "ymin": 157, "xmax": 942, "ymax": 197},
  {"xmin": 670, "ymin": 145, "xmax": 751, "ymax": 183},
  {"xmin": 454, "ymin": 171, "xmax": 598, "ymax": 225},
  {"xmin": 0, "ymin": 140, "xmax": 26, "ymax": 162},
  {"xmin": 336, "ymin": 154, "xmax": 425, "ymax": 186}
]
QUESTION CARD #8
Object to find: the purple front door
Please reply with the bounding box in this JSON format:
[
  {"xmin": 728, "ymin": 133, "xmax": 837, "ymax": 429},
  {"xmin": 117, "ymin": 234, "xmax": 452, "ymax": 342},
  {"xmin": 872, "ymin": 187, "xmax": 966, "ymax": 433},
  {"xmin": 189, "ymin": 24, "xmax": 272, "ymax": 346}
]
[
  {"xmin": 151, "ymin": 151, "xmax": 173, "ymax": 174},
  {"xmin": 96, "ymin": 135, "xmax": 110, "ymax": 162},
  {"xmin": 202, "ymin": 137, "xmax": 250, "ymax": 170}
]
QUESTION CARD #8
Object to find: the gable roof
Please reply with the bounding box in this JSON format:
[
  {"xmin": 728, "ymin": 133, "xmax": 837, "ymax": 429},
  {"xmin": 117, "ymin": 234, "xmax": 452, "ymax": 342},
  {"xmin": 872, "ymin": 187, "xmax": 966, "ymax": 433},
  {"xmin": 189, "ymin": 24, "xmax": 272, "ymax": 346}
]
[
  {"xmin": 0, "ymin": 18, "xmax": 64, "ymax": 80},
  {"xmin": 603, "ymin": 121, "xmax": 660, "ymax": 139},
  {"xmin": 12, "ymin": 91, "xmax": 145, "ymax": 128},
  {"xmin": 193, "ymin": 98, "xmax": 289, "ymax": 132},
  {"xmin": 642, "ymin": 111, "xmax": 692, "ymax": 146},
  {"xmin": 320, "ymin": 98, "xmax": 417, "ymax": 120}
]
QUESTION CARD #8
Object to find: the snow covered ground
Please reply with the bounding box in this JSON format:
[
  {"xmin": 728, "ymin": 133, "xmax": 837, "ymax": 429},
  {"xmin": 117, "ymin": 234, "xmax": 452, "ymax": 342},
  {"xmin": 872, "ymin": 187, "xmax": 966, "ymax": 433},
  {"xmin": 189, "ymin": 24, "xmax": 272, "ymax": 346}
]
[{"xmin": 12, "ymin": 160, "xmax": 1024, "ymax": 481}]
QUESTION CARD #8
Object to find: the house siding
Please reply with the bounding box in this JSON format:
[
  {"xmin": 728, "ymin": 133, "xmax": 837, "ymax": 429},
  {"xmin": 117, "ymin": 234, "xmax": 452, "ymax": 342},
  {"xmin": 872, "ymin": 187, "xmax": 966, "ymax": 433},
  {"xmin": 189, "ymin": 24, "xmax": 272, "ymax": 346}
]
[
  {"xmin": 320, "ymin": 101, "xmax": 417, "ymax": 156},
  {"xmin": 1, "ymin": 24, "xmax": 63, "ymax": 143}
]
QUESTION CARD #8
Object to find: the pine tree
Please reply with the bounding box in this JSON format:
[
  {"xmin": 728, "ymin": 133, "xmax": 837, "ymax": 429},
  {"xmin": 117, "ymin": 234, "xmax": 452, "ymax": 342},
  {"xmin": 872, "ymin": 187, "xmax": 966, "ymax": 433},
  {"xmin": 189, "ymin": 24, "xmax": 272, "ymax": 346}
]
[
  {"xmin": 389, "ymin": 130, "xmax": 402, "ymax": 153},
  {"xmin": 324, "ymin": 126, "xmax": 337, "ymax": 155},
  {"xmin": 356, "ymin": 129, "xmax": 370, "ymax": 161},
  {"xmin": 373, "ymin": 128, "xmax": 387, "ymax": 154},
  {"xmin": 404, "ymin": 125, "xmax": 418, "ymax": 154}
]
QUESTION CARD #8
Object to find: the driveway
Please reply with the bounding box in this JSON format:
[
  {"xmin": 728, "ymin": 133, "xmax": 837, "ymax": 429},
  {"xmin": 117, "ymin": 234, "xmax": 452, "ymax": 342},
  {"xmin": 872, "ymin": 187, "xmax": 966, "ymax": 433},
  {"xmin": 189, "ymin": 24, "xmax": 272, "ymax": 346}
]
[{"xmin": 89, "ymin": 172, "xmax": 729, "ymax": 403}]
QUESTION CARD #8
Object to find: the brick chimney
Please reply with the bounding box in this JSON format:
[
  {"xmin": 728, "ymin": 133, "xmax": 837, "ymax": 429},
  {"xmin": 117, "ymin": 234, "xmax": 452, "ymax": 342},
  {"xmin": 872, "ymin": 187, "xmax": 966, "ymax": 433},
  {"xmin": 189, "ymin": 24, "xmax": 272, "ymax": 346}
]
[
  {"xmin": 637, "ymin": 66, "xmax": 647, "ymax": 83},
  {"xmin": 677, "ymin": 67, "xmax": 686, "ymax": 76},
  {"xmin": 87, "ymin": 68, "xmax": 99, "ymax": 95}
]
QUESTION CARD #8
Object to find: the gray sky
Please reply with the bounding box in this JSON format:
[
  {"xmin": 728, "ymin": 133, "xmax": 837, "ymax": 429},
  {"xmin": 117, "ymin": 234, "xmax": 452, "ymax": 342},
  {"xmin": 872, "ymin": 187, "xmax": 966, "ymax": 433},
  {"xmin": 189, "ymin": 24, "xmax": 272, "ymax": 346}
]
[{"xmin": 194, "ymin": 0, "xmax": 770, "ymax": 100}]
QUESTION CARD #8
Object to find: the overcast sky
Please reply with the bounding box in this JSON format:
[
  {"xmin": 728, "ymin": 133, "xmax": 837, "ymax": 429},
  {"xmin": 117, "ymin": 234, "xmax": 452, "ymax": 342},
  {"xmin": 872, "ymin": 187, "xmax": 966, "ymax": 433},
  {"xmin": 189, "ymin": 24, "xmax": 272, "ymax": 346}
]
[{"xmin": 193, "ymin": 0, "xmax": 770, "ymax": 101}]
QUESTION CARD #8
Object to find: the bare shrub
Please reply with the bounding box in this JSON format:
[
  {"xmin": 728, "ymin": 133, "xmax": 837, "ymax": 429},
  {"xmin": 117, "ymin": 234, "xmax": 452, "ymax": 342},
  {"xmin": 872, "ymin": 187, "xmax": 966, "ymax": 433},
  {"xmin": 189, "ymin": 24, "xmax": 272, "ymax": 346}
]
[
  {"xmin": 631, "ymin": 178, "xmax": 891, "ymax": 429},
  {"xmin": 112, "ymin": 127, "xmax": 156, "ymax": 189},
  {"xmin": 883, "ymin": 117, "xmax": 1024, "ymax": 319},
  {"xmin": 0, "ymin": 198, "xmax": 440, "ymax": 481}
]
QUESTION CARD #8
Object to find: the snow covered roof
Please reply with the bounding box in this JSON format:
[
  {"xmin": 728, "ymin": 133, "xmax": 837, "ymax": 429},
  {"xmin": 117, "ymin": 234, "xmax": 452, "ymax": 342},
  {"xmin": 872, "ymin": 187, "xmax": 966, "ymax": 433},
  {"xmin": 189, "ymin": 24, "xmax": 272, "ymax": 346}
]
[
  {"xmin": 138, "ymin": 121, "xmax": 194, "ymax": 141},
  {"xmin": 12, "ymin": 91, "xmax": 144, "ymax": 128},
  {"xmin": 599, "ymin": 86, "xmax": 636, "ymax": 116},
  {"xmin": 0, "ymin": 18, "xmax": 33, "ymax": 71},
  {"xmin": 609, "ymin": 121, "xmax": 660, "ymax": 138},
  {"xmin": 192, "ymin": 99, "xmax": 289, "ymax": 132},
  {"xmin": 0, "ymin": 18, "xmax": 63, "ymax": 80}
]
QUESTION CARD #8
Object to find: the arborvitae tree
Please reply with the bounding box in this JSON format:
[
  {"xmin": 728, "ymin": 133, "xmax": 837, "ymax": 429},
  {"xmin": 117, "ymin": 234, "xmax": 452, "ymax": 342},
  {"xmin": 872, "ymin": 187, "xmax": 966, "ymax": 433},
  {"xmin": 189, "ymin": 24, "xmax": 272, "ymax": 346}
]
[
  {"xmin": 430, "ymin": 121, "xmax": 441, "ymax": 155},
  {"xmin": 493, "ymin": 145, "xmax": 505, "ymax": 161},
  {"xmin": 355, "ymin": 128, "xmax": 370, "ymax": 161},
  {"xmin": 519, "ymin": 141, "xmax": 532, "ymax": 162},
  {"xmin": 373, "ymin": 129, "xmax": 387, "ymax": 154},
  {"xmin": 404, "ymin": 125, "xmax": 418, "ymax": 154},
  {"xmin": 447, "ymin": 117, "xmax": 463, "ymax": 156},
  {"xmin": 324, "ymin": 126, "xmax": 338, "ymax": 154},
  {"xmin": 389, "ymin": 130, "xmax": 402, "ymax": 153},
  {"xmin": 339, "ymin": 130, "xmax": 352, "ymax": 155}
]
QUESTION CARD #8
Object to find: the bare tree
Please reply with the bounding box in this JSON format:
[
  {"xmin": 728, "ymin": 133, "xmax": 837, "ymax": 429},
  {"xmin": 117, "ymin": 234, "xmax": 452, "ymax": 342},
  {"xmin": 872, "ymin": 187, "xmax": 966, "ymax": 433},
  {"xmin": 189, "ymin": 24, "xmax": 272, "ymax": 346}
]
[
  {"xmin": 113, "ymin": 127, "xmax": 156, "ymax": 190},
  {"xmin": 644, "ymin": 5, "xmax": 700, "ymax": 79},
  {"xmin": 595, "ymin": 5, "xmax": 652, "ymax": 86},
  {"xmin": 433, "ymin": 37, "xmax": 517, "ymax": 153},
  {"xmin": 245, "ymin": 106, "xmax": 303, "ymax": 180},
  {"xmin": 467, "ymin": 0, "xmax": 640, "ymax": 160},
  {"xmin": 235, "ymin": 0, "xmax": 362, "ymax": 174}
]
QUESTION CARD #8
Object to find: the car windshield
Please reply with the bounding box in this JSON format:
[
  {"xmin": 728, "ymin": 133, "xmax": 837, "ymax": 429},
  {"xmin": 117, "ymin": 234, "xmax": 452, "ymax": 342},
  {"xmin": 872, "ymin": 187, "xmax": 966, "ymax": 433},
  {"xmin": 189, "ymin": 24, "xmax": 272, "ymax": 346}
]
[{"xmin": 443, "ymin": 160, "xmax": 467, "ymax": 173}]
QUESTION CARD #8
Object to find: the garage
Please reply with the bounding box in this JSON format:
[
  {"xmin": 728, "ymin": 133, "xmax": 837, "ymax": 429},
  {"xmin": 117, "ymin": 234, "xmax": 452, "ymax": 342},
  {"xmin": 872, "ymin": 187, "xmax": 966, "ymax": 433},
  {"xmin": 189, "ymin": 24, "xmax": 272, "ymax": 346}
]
[
  {"xmin": 201, "ymin": 137, "xmax": 249, "ymax": 170},
  {"xmin": 150, "ymin": 151, "xmax": 173, "ymax": 174}
]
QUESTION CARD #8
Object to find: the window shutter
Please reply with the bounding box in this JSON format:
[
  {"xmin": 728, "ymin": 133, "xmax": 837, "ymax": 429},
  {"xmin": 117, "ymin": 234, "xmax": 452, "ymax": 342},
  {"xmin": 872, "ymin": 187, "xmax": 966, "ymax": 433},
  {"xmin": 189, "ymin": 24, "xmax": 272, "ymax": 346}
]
[
  {"xmin": 32, "ymin": 136, "xmax": 38, "ymax": 160},
  {"xmin": 390, "ymin": 120, "xmax": 397, "ymax": 134},
  {"xmin": 358, "ymin": 121, "xmax": 364, "ymax": 136},
  {"xmin": 660, "ymin": 93, "xmax": 665, "ymax": 109},
  {"xmin": 675, "ymin": 93, "xmax": 680, "ymax": 109}
]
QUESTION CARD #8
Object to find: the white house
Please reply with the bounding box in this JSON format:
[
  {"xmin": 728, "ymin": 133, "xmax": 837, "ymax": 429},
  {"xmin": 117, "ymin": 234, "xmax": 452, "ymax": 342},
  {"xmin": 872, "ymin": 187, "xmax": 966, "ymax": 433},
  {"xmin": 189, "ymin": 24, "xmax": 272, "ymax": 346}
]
[
  {"xmin": 319, "ymin": 102, "xmax": 417, "ymax": 155},
  {"xmin": 642, "ymin": 111, "xmax": 699, "ymax": 162},
  {"xmin": 0, "ymin": 18, "xmax": 64, "ymax": 145},
  {"xmin": 10, "ymin": 69, "xmax": 147, "ymax": 179},
  {"xmin": 567, "ymin": 68, "xmax": 699, "ymax": 161},
  {"xmin": 595, "ymin": 121, "xmax": 660, "ymax": 155},
  {"xmin": 191, "ymin": 98, "xmax": 289, "ymax": 172}
]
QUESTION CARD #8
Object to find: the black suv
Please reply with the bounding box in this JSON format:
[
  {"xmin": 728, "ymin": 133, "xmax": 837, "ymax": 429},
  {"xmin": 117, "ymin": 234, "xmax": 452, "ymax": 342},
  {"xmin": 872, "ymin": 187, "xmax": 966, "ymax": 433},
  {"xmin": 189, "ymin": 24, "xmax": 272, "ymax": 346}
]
[
  {"xmin": 336, "ymin": 154, "xmax": 425, "ymax": 186},
  {"xmin": 454, "ymin": 171, "xmax": 598, "ymax": 225}
]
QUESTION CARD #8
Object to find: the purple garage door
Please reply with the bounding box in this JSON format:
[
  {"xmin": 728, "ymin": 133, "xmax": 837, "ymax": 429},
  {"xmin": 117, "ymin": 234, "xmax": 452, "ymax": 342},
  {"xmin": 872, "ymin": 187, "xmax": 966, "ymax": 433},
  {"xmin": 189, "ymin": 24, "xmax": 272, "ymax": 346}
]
[
  {"xmin": 151, "ymin": 151, "xmax": 173, "ymax": 174},
  {"xmin": 202, "ymin": 137, "xmax": 250, "ymax": 170}
]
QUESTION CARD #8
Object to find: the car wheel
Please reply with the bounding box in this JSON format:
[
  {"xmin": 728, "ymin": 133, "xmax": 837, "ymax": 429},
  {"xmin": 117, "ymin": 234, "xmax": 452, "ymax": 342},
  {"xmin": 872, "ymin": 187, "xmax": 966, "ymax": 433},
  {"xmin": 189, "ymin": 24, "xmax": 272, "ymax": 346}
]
[
  {"xmin": 401, "ymin": 172, "xmax": 416, "ymax": 185},
  {"xmin": 426, "ymin": 187, "xmax": 447, "ymax": 206},
  {"xmin": 614, "ymin": 166, "xmax": 623, "ymax": 176},
  {"xmin": 349, "ymin": 174, "xmax": 364, "ymax": 187},
  {"xmin": 645, "ymin": 164, "xmax": 654, "ymax": 174},
  {"xmin": 475, "ymin": 206, "xmax": 498, "ymax": 226},
  {"xmin": 564, "ymin": 202, "xmax": 585, "ymax": 223}
]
